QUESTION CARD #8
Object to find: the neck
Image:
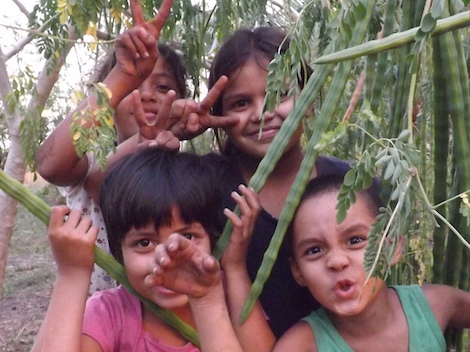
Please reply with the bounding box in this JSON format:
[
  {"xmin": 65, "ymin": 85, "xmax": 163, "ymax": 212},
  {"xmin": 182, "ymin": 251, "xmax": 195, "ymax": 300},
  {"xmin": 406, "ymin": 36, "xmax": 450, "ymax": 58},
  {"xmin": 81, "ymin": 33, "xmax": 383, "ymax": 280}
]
[
  {"xmin": 328, "ymin": 287, "xmax": 398, "ymax": 338},
  {"xmin": 234, "ymin": 145, "xmax": 305, "ymax": 182},
  {"xmin": 142, "ymin": 304, "xmax": 195, "ymax": 346}
]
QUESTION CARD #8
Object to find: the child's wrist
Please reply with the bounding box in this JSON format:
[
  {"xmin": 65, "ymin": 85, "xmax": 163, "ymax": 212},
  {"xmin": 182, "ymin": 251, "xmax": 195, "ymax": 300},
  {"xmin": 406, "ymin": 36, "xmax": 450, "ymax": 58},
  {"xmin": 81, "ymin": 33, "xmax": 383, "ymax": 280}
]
[
  {"xmin": 188, "ymin": 282, "xmax": 225, "ymax": 308},
  {"xmin": 103, "ymin": 68, "xmax": 143, "ymax": 106}
]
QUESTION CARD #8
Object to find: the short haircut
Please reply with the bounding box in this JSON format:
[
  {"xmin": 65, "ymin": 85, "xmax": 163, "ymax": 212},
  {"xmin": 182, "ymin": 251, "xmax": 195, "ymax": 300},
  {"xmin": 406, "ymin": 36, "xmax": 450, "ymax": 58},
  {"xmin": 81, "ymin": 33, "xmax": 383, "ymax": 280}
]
[
  {"xmin": 287, "ymin": 175, "xmax": 383, "ymax": 256},
  {"xmin": 100, "ymin": 148, "xmax": 223, "ymax": 264}
]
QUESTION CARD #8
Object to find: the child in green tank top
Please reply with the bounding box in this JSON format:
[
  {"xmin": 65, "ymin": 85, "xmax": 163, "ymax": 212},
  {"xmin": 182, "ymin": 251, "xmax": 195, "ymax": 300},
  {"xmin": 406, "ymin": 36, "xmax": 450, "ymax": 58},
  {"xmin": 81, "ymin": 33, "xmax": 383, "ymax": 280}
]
[{"xmin": 272, "ymin": 175, "xmax": 470, "ymax": 352}]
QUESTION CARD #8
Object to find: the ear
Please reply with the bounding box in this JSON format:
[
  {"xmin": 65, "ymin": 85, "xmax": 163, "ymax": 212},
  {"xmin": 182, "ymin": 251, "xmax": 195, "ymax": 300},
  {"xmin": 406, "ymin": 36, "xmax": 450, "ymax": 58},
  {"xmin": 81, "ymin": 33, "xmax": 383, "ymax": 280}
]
[
  {"xmin": 289, "ymin": 257, "xmax": 307, "ymax": 287},
  {"xmin": 388, "ymin": 236, "xmax": 405, "ymax": 266}
]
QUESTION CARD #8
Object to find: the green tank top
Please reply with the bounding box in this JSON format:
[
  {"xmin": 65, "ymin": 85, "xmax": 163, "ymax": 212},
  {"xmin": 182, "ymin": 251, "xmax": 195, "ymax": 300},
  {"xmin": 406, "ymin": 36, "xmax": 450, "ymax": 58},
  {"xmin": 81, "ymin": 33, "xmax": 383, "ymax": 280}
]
[{"xmin": 301, "ymin": 285, "xmax": 446, "ymax": 351}]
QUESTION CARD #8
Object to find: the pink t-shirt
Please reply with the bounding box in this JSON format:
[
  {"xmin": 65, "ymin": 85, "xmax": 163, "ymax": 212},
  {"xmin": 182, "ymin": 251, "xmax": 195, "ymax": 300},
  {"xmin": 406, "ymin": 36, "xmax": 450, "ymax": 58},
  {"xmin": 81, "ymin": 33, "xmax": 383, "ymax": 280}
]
[{"xmin": 82, "ymin": 286, "xmax": 200, "ymax": 352}]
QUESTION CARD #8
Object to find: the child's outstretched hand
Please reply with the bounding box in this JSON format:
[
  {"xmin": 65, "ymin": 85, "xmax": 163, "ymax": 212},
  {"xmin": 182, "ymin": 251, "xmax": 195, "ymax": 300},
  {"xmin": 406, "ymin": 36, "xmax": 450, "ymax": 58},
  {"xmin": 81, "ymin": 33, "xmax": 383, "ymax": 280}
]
[
  {"xmin": 113, "ymin": 0, "xmax": 173, "ymax": 84},
  {"xmin": 168, "ymin": 76, "xmax": 239, "ymax": 140},
  {"xmin": 47, "ymin": 206, "xmax": 98, "ymax": 276},
  {"xmin": 221, "ymin": 185, "xmax": 260, "ymax": 271},
  {"xmin": 145, "ymin": 233, "xmax": 221, "ymax": 299}
]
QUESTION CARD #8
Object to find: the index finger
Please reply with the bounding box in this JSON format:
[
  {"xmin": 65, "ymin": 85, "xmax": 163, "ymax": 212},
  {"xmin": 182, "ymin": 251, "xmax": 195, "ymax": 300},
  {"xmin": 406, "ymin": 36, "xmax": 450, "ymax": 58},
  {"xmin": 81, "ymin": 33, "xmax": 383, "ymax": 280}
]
[
  {"xmin": 154, "ymin": 90, "xmax": 176, "ymax": 132},
  {"xmin": 49, "ymin": 206, "xmax": 70, "ymax": 229},
  {"xmin": 130, "ymin": 0, "xmax": 146, "ymax": 26},
  {"xmin": 198, "ymin": 75, "xmax": 228, "ymax": 113},
  {"xmin": 150, "ymin": 0, "xmax": 174, "ymax": 40}
]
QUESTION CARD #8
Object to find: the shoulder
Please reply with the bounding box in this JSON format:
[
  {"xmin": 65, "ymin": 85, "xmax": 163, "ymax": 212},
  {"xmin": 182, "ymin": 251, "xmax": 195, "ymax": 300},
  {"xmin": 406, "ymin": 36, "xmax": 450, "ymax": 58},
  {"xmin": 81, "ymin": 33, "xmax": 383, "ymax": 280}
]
[
  {"xmin": 83, "ymin": 287, "xmax": 142, "ymax": 350},
  {"xmin": 422, "ymin": 283, "xmax": 470, "ymax": 330},
  {"xmin": 272, "ymin": 321, "xmax": 317, "ymax": 352},
  {"xmin": 85, "ymin": 286, "xmax": 140, "ymax": 320}
]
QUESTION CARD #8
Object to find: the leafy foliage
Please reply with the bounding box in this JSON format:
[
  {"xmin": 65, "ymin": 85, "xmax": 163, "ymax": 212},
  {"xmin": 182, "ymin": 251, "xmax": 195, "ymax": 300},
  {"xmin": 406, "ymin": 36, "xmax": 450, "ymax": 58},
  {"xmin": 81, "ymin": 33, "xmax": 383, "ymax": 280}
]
[{"xmin": 70, "ymin": 83, "xmax": 116, "ymax": 170}]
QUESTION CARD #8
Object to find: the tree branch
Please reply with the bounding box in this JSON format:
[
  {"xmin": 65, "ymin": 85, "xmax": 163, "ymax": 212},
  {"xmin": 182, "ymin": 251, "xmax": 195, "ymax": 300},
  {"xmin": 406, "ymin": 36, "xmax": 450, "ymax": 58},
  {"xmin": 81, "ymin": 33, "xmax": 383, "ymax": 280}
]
[{"xmin": 11, "ymin": 0, "xmax": 29, "ymax": 18}]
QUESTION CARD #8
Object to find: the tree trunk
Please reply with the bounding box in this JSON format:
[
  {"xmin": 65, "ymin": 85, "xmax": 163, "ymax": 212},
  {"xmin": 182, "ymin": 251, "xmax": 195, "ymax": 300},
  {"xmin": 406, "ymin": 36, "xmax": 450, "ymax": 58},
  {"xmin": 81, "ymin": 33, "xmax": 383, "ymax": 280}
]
[{"xmin": 0, "ymin": 41, "xmax": 73, "ymax": 299}]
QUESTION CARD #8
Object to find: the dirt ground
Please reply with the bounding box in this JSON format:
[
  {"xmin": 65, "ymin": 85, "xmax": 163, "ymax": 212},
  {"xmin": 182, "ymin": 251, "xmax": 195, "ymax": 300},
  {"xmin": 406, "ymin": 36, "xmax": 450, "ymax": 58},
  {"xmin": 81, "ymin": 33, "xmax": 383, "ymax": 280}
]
[{"xmin": 0, "ymin": 179, "xmax": 61, "ymax": 351}]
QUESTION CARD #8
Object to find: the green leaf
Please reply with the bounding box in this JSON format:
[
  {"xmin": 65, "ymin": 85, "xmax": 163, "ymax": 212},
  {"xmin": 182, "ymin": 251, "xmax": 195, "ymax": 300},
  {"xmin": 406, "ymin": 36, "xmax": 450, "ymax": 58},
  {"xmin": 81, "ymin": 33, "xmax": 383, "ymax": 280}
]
[
  {"xmin": 397, "ymin": 129, "xmax": 411, "ymax": 141},
  {"xmin": 420, "ymin": 13, "xmax": 436, "ymax": 33},
  {"xmin": 431, "ymin": 0, "xmax": 444, "ymax": 18},
  {"xmin": 383, "ymin": 160, "xmax": 395, "ymax": 180},
  {"xmin": 343, "ymin": 169, "xmax": 356, "ymax": 187},
  {"xmin": 353, "ymin": 2, "xmax": 367, "ymax": 21}
]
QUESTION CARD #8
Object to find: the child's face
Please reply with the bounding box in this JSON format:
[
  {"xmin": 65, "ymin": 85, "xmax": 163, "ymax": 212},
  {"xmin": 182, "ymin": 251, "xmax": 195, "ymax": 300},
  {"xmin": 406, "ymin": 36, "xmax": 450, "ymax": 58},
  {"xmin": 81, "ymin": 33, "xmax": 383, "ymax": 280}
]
[
  {"xmin": 290, "ymin": 190, "xmax": 385, "ymax": 318},
  {"xmin": 121, "ymin": 206, "xmax": 212, "ymax": 311},
  {"xmin": 221, "ymin": 59, "xmax": 304, "ymax": 160},
  {"xmin": 115, "ymin": 56, "xmax": 182, "ymax": 139}
]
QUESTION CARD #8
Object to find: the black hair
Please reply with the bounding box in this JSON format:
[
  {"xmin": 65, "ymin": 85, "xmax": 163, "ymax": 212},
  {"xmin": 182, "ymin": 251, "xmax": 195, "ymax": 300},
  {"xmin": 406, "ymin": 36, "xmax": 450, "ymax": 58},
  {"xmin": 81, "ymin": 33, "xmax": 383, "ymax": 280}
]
[
  {"xmin": 208, "ymin": 26, "xmax": 313, "ymax": 153},
  {"xmin": 100, "ymin": 148, "xmax": 223, "ymax": 264},
  {"xmin": 287, "ymin": 175, "xmax": 383, "ymax": 256},
  {"xmin": 90, "ymin": 43, "xmax": 188, "ymax": 98}
]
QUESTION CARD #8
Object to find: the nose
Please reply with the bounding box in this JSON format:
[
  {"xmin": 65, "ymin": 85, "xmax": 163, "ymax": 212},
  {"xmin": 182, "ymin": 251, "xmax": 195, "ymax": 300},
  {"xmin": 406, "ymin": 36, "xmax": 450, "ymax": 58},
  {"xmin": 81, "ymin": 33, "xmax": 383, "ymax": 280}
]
[
  {"xmin": 251, "ymin": 101, "xmax": 276, "ymax": 123},
  {"xmin": 326, "ymin": 249, "xmax": 349, "ymax": 271},
  {"xmin": 139, "ymin": 82, "xmax": 157, "ymax": 103}
]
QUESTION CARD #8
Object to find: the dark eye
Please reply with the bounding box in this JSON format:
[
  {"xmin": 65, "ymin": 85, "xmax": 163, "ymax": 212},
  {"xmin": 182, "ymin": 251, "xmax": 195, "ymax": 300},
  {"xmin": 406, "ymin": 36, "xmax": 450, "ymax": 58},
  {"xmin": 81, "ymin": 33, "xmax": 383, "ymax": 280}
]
[
  {"xmin": 136, "ymin": 239, "xmax": 151, "ymax": 247},
  {"xmin": 157, "ymin": 84, "xmax": 172, "ymax": 93},
  {"xmin": 230, "ymin": 99, "xmax": 249, "ymax": 111},
  {"xmin": 348, "ymin": 236, "xmax": 365, "ymax": 246},
  {"xmin": 305, "ymin": 246, "xmax": 322, "ymax": 256},
  {"xmin": 181, "ymin": 233, "xmax": 194, "ymax": 240}
]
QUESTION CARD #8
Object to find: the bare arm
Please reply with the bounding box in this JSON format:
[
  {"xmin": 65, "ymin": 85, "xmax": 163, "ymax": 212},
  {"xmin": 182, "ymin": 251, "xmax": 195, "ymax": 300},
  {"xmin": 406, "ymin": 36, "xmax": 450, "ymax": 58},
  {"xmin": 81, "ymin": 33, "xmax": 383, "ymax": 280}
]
[
  {"xmin": 35, "ymin": 0, "xmax": 174, "ymax": 187},
  {"xmin": 272, "ymin": 322, "xmax": 316, "ymax": 352},
  {"xmin": 423, "ymin": 284, "xmax": 470, "ymax": 331},
  {"xmin": 31, "ymin": 206, "xmax": 100, "ymax": 352},
  {"xmin": 146, "ymin": 234, "xmax": 244, "ymax": 352},
  {"xmin": 221, "ymin": 186, "xmax": 276, "ymax": 352}
]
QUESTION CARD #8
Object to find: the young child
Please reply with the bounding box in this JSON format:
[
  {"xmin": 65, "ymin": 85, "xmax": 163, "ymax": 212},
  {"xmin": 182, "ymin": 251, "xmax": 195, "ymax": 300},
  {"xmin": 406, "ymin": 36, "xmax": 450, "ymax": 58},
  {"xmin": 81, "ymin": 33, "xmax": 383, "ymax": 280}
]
[
  {"xmin": 206, "ymin": 27, "xmax": 351, "ymax": 337},
  {"xmin": 34, "ymin": 0, "xmax": 182, "ymax": 292},
  {"xmin": 31, "ymin": 147, "xmax": 270, "ymax": 352},
  {"xmin": 270, "ymin": 175, "xmax": 470, "ymax": 352}
]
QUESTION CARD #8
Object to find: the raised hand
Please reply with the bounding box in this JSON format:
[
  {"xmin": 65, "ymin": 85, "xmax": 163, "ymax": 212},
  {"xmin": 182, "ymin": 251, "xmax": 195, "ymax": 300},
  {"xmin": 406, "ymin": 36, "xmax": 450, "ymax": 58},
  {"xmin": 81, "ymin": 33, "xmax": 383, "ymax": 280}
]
[
  {"xmin": 169, "ymin": 76, "xmax": 240, "ymax": 140},
  {"xmin": 130, "ymin": 89, "xmax": 181, "ymax": 150},
  {"xmin": 145, "ymin": 233, "xmax": 221, "ymax": 298},
  {"xmin": 47, "ymin": 206, "xmax": 99, "ymax": 276},
  {"xmin": 112, "ymin": 0, "xmax": 174, "ymax": 83},
  {"xmin": 221, "ymin": 185, "xmax": 260, "ymax": 271}
]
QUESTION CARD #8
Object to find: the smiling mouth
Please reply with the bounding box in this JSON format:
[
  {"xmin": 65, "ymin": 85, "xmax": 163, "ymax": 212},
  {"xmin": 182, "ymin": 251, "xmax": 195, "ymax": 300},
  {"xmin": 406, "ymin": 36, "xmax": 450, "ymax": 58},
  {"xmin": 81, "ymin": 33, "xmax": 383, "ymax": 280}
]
[{"xmin": 251, "ymin": 127, "xmax": 279, "ymax": 139}]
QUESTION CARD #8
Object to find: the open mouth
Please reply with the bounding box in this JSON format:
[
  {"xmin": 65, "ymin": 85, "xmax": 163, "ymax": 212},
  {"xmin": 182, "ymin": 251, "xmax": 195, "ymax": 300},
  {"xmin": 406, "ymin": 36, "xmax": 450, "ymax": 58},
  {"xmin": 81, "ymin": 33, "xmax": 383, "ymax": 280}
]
[{"xmin": 333, "ymin": 279, "xmax": 355, "ymax": 298}]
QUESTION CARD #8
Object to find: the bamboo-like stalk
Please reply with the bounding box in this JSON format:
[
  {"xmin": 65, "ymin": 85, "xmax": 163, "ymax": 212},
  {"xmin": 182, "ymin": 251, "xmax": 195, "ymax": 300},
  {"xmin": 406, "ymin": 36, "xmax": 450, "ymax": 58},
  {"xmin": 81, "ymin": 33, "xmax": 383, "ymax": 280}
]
[
  {"xmin": 314, "ymin": 10, "xmax": 470, "ymax": 64},
  {"xmin": 431, "ymin": 37, "xmax": 449, "ymax": 284},
  {"xmin": 0, "ymin": 168, "xmax": 200, "ymax": 347},
  {"xmin": 370, "ymin": 0, "xmax": 397, "ymax": 114},
  {"xmin": 388, "ymin": 0, "xmax": 423, "ymax": 141}
]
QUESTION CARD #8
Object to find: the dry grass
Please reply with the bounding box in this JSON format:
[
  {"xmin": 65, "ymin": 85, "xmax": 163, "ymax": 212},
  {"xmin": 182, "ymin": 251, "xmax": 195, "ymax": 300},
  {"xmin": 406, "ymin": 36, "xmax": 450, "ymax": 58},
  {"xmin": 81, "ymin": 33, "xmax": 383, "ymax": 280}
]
[{"xmin": 0, "ymin": 183, "xmax": 62, "ymax": 351}]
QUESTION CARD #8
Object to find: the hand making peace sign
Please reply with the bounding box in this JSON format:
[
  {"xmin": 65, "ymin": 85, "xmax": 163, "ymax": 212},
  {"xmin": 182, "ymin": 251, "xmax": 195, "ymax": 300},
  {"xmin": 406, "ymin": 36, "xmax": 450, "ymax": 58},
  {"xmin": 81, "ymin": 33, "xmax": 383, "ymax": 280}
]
[{"xmin": 112, "ymin": 0, "xmax": 174, "ymax": 84}]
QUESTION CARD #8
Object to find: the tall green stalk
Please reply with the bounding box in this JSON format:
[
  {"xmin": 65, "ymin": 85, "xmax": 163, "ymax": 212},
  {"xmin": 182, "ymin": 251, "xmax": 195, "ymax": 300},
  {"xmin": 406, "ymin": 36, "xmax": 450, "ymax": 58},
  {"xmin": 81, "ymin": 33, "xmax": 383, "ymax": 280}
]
[{"xmin": 431, "ymin": 37, "xmax": 449, "ymax": 284}]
